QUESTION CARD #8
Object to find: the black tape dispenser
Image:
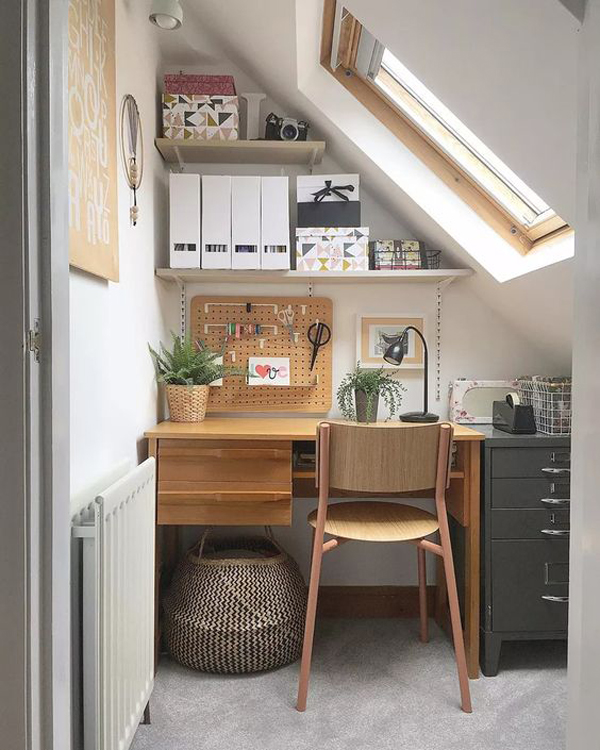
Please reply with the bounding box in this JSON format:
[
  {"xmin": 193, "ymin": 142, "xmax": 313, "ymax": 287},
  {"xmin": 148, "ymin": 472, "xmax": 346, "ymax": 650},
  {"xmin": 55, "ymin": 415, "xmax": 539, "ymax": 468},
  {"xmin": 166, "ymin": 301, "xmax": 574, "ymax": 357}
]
[{"xmin": 492, "ymin": 392, "xmax": 537, "ymax": 434}]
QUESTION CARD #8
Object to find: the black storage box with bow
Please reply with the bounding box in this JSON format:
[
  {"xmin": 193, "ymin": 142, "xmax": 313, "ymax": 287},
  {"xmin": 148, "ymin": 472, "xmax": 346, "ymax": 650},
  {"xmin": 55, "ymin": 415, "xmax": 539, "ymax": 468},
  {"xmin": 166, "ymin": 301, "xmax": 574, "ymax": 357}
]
[{"xmin": 296, "ymin": 174, "xmax": 361, "ymax": 227}]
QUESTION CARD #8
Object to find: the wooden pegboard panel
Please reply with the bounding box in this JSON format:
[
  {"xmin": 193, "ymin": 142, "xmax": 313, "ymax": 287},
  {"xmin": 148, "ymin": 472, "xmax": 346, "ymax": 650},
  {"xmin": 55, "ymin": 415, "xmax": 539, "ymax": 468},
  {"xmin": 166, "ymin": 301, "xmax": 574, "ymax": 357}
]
[{"xmin": 191, "ymin": 295, "xmax": 332, "ymax": 413}]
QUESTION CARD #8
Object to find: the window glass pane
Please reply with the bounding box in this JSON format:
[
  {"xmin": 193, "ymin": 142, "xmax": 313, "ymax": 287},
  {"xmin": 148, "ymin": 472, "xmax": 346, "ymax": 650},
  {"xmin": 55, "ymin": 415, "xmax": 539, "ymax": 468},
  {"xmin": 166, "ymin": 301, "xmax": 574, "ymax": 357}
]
[{"xmin": 374, "ymin": 48, "xmax": 554, "ymax": 228}]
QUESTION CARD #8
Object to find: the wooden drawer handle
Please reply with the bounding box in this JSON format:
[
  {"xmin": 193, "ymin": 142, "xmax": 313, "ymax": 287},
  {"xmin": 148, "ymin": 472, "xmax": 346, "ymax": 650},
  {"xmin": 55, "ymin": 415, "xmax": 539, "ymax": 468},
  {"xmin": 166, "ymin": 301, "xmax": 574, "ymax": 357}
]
[{"xmin": 168, "ymin": 448, "xmax": 289, "ymax": 460}]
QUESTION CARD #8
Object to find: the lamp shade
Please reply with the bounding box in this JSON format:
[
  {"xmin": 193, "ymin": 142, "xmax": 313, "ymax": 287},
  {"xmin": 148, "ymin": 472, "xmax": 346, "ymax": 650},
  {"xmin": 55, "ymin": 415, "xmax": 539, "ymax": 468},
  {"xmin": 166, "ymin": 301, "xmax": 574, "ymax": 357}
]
[
  {"xmin": 149, "ymin": 0, "xmax": 183, "ymax": 30},
  {"xmin": 382, "ymin": 332, "xmax": 406, "ymax": 366}
]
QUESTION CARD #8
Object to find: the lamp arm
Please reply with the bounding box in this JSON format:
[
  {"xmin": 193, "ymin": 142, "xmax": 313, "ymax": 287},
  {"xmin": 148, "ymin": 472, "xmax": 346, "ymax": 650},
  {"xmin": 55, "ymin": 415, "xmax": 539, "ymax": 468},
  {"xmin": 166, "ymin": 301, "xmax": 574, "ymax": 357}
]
[{"xmin": 399, "ymin": 326, "xmax": 429, "ymax": 414}]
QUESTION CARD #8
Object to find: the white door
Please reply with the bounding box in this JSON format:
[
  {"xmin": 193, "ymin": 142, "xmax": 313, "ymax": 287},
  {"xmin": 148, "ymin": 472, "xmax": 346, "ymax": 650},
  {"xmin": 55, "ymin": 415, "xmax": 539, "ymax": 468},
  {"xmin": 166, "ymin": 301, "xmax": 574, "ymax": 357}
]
[
  {"xmin": 0, "ymin": 1, "xmax": 71, "ymax": 749},
  {"xmin": 568, "ymin": 1, "xmax": 600, "ymax": 748}
]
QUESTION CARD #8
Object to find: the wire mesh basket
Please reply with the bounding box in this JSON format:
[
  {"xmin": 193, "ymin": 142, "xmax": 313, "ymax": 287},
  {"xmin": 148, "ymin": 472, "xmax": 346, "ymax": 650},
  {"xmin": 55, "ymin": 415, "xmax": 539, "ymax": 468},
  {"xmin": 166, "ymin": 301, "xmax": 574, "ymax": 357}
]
[
  {"xmin": 370, "ymin": 240, "xmax": 441, "ymax": 270},
  {"xmin": 516, "ymin": 377, "xmax": 572, "ymax": 435}
]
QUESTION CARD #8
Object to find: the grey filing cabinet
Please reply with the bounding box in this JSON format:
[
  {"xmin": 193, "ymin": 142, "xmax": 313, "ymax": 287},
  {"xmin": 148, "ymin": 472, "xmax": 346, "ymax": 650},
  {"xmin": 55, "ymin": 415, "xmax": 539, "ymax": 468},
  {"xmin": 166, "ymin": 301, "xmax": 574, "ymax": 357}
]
[{"xmin": 479, "ymin": 426, "xmax": 570, "ymax": 676}]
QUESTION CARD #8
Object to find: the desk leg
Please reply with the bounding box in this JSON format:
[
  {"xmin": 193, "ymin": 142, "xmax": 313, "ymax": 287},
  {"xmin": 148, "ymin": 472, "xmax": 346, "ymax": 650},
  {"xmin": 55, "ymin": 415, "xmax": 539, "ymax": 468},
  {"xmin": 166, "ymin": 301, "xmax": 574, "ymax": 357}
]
[{"xmin": 434, "ymin": 441, "xmax": 480, "ymax": 680}]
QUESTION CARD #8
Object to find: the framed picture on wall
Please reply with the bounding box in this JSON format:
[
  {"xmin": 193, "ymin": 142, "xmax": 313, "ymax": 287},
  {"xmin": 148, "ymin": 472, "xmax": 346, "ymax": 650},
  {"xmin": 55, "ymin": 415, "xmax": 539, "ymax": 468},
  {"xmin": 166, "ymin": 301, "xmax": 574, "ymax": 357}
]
[
  {"xmin": 356, "ymin": 314, "xmax": 426, "ymax": 369},
  {"xmin": 68, "ymin": 0, "xmax": 119, "ymax": 281}
]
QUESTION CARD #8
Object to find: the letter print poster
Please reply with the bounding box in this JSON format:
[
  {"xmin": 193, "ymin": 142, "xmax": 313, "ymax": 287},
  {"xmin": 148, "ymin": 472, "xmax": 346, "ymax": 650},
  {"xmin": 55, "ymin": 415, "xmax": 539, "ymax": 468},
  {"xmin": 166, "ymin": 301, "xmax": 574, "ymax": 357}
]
[{"xmin": 68, "ymin": 0, "xmax": 119, "ymax": 281}]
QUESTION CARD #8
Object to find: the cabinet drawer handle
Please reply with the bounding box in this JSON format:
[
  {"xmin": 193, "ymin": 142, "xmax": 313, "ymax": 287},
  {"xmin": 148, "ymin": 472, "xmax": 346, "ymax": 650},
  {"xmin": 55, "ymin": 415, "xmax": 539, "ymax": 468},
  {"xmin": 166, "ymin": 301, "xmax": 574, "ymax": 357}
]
[
  {"xmin": 542, "ymin": 467, "xmax": 570, "ymax": 476},
  {"xmin": 550, "ymin": 451, "xmax": 570, "ymax": 465},
  {"xmin": 541, "ymin": 529, "xmax": 570, "ymax": 537},
  {"xmin": 541, "ymin": 497, "xmax": 570, "ymax": 506},
  {"xmin": 541, "ymin": 595, "xmax": 569, "ymax": 603}
]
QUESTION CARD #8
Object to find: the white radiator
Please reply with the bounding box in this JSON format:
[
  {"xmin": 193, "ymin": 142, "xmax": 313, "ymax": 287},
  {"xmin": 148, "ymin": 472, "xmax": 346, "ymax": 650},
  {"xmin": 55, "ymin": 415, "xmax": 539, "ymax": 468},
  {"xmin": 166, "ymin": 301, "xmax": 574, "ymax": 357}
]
[{"xmin": 73, "ymin": 458, "xmax": 156, "ymax": 750}]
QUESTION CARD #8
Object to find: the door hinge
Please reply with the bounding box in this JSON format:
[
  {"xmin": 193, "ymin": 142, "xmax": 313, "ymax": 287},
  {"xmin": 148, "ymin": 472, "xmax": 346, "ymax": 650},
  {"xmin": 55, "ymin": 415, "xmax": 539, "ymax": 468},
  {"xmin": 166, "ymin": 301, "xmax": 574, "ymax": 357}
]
[{"xmin": 27, "ymin": 319, "xmax": 41, "ymax": 363}]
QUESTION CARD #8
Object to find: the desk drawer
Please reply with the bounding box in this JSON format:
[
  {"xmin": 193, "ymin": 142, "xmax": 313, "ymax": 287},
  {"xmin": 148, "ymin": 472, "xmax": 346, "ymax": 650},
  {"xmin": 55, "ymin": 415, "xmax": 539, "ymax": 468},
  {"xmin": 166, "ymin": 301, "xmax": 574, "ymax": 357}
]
[
  {"xmin": 492, "ymin": 539, "xmax": 569, "ymax": 632},
  {"xmin": 158, "ymin": 490, "xmax": 292, "ymax": 526},
  {"xmin": 491, "ymin": 508, "xmax": 569, "ymax": 539},
  {"xmin": 159, "ymin": 439, "xmax": 292, "ymax": 485},
  {"xmin": 492, "ymin": 447, "xmax": 570, "ymax": 479},
  {"xmin": 491, "ymin": 478, "xmax": 570, "ymax": 509}
]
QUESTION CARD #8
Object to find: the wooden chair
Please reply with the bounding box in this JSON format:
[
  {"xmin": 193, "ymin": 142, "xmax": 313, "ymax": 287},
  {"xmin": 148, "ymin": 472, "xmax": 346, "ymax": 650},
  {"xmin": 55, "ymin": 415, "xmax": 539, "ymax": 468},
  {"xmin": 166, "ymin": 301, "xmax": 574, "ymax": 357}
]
[{"xmin": 296, "ymin": 421, "xmax": 472, "ymax": 714}]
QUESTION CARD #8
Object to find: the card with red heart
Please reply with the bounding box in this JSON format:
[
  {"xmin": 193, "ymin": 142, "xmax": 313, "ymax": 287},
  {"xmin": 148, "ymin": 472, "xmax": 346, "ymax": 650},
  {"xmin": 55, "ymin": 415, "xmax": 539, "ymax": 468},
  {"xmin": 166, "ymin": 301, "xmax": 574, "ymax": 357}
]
[{"xmin": 248, "ymin": 357, "xmax": 290, "ymax": 386}]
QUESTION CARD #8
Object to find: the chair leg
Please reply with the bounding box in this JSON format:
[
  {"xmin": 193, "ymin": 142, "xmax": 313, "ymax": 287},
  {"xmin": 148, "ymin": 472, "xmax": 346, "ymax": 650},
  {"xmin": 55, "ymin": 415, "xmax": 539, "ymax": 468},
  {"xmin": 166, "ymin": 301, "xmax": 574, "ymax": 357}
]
[
  {"xmin": 439, "ymin": 528, "xmax": 472, "ymax": 713},
  {"xmin": 417, "ymin": 546, "xmax": 428, "ymax": 643},
  {"xmin": 296, "ymin": 532, "xmax": 325, "ymax": 712}
]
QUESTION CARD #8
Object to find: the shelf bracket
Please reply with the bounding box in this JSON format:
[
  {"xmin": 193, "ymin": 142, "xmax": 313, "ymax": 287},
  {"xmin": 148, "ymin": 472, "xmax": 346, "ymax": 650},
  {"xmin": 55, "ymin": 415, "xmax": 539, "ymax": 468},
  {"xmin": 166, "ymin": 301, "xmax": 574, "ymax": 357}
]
[
  {"xmin": 435, "ymin": 281, "xmax": 444, "ymax": 403},
  {"xmin": 175, "ymin": 276, "xmax": 186, "ymax": 338},
  {"xmin": 308, "ymin": 147, "xmax": 319, "ymax": 175},
  {"xmin": 173, "ymin": 146, "xmax": 184, "ymax": 171}
]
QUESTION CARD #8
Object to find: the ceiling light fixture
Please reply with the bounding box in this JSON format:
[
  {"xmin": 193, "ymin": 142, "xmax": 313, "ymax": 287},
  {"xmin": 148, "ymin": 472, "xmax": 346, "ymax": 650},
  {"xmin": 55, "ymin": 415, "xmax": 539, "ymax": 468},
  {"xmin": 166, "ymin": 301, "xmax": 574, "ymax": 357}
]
[{"xmin": 149, "ymin": 0, "xmax": 183, "ymax": 30}]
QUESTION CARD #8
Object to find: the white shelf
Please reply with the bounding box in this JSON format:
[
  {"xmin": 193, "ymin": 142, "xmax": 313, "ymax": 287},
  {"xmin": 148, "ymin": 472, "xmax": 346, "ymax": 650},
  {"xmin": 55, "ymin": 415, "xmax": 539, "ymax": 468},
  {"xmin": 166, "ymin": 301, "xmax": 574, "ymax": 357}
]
[
  {"xmin": 155, "ymin": 138, "xmax": 325, "ymax": 166},
  {"xmin": 155, "ymin": 268, "xmax": 473, "ymax": 284}
]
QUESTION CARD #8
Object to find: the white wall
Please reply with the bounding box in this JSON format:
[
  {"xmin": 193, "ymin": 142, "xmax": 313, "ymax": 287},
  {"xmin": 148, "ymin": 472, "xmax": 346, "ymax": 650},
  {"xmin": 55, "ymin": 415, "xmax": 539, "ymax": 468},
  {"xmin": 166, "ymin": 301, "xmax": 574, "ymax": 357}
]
[
  {"xmin": 69, "ymin": 1, "xmax": 170, "ymax": 503},
  {"xmin": 71, "ymin": 7, "xmax": 573, "ymax": 587},
  {"xmin": 567, "ymin": 1, "xmax": 600, "ymax": 747},
  {"xmin": 153, "ymin": 25, "xmax": 572, "ymax": 585}
]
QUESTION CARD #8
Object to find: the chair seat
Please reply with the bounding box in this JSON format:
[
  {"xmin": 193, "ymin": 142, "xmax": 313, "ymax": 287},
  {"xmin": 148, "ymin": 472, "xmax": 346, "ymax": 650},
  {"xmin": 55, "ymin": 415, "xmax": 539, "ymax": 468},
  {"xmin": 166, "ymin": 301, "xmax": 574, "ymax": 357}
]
[{"xmin": 307, "ymin": 501, "xmax": 439, "ymax": 542}]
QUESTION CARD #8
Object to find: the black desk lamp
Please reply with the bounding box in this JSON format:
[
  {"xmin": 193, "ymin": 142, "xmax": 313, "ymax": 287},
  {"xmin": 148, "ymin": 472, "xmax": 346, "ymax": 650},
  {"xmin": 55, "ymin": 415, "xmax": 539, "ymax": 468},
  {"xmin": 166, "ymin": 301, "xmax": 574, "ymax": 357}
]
[{"xmin": 382, "ymin": 327, "xmax": 438, "ymax": 423}]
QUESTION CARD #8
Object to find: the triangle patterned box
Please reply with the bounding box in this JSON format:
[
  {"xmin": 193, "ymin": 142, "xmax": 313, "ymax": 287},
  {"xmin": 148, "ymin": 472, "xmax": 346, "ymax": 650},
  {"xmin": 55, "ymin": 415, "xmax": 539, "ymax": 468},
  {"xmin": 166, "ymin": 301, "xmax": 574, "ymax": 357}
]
[
  {"xmin": 162, "ymin": 94, "xmax": 239, "ymax": 140},
  {"xmin": 295, "ymin": 227, "xmax": 369, "ymax": 272}
]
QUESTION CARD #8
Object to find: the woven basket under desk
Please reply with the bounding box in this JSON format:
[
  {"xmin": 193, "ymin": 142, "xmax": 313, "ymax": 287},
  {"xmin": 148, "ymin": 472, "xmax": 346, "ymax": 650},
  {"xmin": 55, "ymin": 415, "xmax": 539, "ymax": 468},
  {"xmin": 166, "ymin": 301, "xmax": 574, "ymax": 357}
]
[{"xmin": 163, "ymin": 536, "xmax": 307, "ymax": 674}]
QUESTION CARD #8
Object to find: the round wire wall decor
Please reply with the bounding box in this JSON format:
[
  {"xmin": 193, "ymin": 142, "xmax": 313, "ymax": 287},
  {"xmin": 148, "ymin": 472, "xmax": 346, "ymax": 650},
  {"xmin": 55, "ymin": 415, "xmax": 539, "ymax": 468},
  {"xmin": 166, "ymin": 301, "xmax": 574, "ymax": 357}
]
[{"xmin": 119, "ymin": 94, "xmax": 144, "ymax": 225}]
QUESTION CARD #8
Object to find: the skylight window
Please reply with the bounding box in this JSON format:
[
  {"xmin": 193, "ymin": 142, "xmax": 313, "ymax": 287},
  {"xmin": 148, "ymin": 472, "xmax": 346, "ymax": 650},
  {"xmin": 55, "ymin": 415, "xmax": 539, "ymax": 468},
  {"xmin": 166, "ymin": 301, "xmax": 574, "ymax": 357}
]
[
  {"xmin": 371, "ymin": 49, "xmax": 553, "ymax": 230},
  {"xmin": 326, "ymin": 2, "xmax": 569, "ymax": 252},
  {"xmin": 375, "ymin": 50, "xmax": 555, "ymax": 229}
]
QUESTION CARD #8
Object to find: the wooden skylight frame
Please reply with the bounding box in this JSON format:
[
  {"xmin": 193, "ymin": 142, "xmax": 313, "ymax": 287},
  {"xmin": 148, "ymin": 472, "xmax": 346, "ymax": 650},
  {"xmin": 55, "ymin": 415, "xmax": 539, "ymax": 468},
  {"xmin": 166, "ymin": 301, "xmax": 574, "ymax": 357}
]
[{"xmin": 321, "ymin": 0, "xmax": 572, "ymax": 255}]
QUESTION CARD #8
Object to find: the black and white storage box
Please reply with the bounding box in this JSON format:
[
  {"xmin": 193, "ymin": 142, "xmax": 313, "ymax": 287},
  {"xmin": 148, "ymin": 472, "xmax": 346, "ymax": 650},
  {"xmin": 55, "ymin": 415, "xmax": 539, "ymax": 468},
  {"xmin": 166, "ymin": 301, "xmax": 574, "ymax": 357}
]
[
  {"xmin": 295, "ymin": 227, "xmax": 369, "ymax": 272},
  {"xmin": 296, "ymin": 174, "xmax": 361, "ymax": 228}
]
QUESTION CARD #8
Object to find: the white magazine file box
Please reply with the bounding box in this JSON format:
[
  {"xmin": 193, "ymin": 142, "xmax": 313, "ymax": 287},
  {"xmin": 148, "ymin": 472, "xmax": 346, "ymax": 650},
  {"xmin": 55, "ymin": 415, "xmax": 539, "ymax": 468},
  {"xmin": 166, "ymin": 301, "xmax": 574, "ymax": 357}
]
[
  {"xmin": 261, "ymin": 176, "xmax": 290, "ymax": 270},
  {"xmin": 201, "ymin": 175, "xmax": 232, "ymax": 269},
  {"xmin": 169, "ymin": 173, "xmax": 201, "ymax": 268},
  {"xmin": 231, "ymin": 176, "xmax": 261, "ymax": 270}
]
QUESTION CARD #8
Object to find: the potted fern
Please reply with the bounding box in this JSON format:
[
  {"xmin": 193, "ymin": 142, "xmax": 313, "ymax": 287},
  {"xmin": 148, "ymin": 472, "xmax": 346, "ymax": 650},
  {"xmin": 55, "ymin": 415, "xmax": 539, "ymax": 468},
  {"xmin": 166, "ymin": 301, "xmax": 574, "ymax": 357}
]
[
  {"xmin": 337, "ymin": 362, "xmax": 406, "ymax": 423},
  {"xmin": 149, "ymin": 334, "xmax": 237, "ymax": 422}
]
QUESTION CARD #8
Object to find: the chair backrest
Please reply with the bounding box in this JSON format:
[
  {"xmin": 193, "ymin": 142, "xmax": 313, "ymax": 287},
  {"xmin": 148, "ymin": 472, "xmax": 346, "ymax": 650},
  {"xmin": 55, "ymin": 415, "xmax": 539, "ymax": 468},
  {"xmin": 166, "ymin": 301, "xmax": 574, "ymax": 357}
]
[{"xmin": 319, "ymin": 421, "xmax": 452, "ymax": 494}]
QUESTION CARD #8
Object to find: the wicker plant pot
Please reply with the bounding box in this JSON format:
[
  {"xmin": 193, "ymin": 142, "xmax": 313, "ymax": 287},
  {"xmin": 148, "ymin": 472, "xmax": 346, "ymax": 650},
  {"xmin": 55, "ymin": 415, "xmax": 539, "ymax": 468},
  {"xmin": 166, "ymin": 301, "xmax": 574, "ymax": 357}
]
[
  {"xmin": 166, "ymin": 384, "xmax": 209, "ymax": 422},
  {"xmin": 163, "ymin": 536, "xmax": 307, "ymax": 674}
]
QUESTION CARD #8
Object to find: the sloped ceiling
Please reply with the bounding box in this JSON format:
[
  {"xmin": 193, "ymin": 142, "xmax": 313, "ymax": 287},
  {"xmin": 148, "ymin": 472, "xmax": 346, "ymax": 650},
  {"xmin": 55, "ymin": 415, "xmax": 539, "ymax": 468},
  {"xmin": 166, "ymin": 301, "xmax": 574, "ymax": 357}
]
[{"xmin": 155, "ymin": 0, "xmax": 575, "ymax": 363}]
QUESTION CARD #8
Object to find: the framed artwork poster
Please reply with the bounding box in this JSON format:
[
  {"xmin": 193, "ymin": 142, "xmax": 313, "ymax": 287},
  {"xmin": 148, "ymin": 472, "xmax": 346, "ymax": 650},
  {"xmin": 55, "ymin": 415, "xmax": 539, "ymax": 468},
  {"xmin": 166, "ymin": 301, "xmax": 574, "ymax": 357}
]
[
  {"xmin": 356, "ymin": 313, "xmax": 426, "ymax": 369},
  {"xmin": 68, "ymin": 0, "xmax": 119, "ymax": 281}
]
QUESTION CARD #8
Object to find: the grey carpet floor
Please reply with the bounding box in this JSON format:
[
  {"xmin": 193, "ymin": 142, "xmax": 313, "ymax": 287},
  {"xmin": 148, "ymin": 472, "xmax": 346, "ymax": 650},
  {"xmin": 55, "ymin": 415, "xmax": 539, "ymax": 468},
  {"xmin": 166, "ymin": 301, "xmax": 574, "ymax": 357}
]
[{"xmin": 131, "ymin": 619, "xmax": 567, "ymax": 750}]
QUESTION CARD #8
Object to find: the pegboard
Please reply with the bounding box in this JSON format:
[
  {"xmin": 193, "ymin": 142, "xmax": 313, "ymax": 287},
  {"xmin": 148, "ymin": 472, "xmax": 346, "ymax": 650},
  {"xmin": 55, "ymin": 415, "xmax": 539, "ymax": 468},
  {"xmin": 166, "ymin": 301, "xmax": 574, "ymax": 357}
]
[{"xmin": 191, "ymin": 295, "xmax": 333, "ymax": 412}]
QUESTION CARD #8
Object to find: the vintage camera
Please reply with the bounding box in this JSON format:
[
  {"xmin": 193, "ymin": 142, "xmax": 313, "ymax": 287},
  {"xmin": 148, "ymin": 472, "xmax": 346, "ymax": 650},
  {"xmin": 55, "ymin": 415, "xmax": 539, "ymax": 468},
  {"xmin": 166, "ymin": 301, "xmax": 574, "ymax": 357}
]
[{"xmin": 265, "ymin": 112, "xmax": 309, "ymax": 141}]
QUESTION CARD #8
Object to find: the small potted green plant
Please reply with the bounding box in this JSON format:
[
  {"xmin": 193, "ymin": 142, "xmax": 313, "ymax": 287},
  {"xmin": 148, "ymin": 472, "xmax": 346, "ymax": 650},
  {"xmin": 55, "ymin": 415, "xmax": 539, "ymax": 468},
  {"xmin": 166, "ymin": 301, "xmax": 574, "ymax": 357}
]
[
  {"xmin": 149, "ymin": 333, "xmax": 239, "ymax": 422},
  {"xmin": 337, "ymin": 362, "xmax": 406, "ymax": 423}
]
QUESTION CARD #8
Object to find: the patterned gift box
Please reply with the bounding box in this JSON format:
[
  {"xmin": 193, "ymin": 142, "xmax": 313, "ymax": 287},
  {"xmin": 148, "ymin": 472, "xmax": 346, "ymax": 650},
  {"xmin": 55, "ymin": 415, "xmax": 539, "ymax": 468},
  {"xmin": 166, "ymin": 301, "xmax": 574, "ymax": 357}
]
[
  {"xmin": 162, "ymin": 94, "xmax": 239, "ymax": 140},
  {"xmin": 295, "ymin": 227, "xmax": 369, "ymax": 272},
  {"xmin": 164, "ymin": 74, "xmax": 236, "ymax": 96}
]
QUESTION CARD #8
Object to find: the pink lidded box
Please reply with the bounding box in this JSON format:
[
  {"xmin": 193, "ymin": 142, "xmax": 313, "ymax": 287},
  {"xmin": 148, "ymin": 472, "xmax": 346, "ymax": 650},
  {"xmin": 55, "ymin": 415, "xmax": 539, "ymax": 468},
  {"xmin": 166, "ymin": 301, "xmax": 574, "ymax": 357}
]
[{"xmin": 164, "ymin": 74, "xmax": 236, "ymax": 96}]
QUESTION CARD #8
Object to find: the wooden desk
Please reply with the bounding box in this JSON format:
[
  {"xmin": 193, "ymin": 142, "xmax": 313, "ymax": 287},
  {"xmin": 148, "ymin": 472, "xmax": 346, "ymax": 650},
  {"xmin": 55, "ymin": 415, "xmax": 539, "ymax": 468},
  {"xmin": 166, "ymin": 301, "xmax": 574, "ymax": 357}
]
[{"xmin": 146, "ymin": 417, "xmax": 484, "ymax": 678}]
